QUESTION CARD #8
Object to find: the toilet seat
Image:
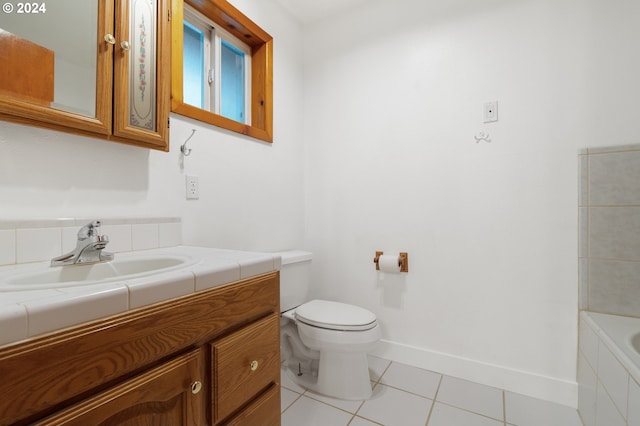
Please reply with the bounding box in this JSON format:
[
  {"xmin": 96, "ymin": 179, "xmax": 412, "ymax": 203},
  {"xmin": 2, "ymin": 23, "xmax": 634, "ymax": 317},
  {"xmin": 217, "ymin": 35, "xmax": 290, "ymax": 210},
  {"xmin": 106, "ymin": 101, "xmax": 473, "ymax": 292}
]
[{"xmin": 295, "ymin": 299, "xmax": 377, "ymax": 331}]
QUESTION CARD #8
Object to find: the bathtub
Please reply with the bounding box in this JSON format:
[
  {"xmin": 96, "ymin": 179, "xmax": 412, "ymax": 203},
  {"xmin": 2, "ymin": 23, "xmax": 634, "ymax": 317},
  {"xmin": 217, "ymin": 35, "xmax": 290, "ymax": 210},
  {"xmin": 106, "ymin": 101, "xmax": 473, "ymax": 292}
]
[{"xmin": 578, "ymin": 311, "xmax": 640, "ymax": 426}]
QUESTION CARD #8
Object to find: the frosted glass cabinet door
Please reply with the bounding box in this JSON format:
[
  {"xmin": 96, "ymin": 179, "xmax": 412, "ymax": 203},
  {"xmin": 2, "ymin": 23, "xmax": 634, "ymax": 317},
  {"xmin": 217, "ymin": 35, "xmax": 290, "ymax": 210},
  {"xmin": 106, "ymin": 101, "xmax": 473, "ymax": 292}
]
[{"xmin": 113, "ymin": 0, "xmax": 170, "ymax": 149}]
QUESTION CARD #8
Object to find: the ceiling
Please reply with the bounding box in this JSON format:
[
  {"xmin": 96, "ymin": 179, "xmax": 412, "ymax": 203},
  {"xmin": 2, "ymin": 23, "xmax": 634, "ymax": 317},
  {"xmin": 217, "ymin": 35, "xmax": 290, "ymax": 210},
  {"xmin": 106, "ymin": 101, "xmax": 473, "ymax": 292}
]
[{"xmin": 275, "ymin": 0, "xmax": 370, "ymax": 24}]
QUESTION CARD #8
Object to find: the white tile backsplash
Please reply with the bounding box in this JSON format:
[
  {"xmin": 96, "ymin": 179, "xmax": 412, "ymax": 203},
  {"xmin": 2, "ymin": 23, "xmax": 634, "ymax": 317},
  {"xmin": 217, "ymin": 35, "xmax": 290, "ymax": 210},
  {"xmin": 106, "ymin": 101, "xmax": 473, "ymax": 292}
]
[
  {"xmin": 132, "ymin": 224, "xmax": 159, "ymax": 251},
  {"xmin": 16, "ymin": 227, "xmax": 61, "ymax": 263},
  {"xmin": 0, "ymin": 229, "xmax": 16, "ymax": 266},
  {"xmin": 159, "ymin": 222, "xmax": 182, "ymax": 248},
  {"xmin": 101, "ymin": 224, "xmax": 133, "ymax": 253},
  {"xmin": 0, "ymin": 218, "xmax": 181, "ymax": 266},
  {"xmin": 61, "ymin": 226, "xmax": 78, "ymax": 254}
]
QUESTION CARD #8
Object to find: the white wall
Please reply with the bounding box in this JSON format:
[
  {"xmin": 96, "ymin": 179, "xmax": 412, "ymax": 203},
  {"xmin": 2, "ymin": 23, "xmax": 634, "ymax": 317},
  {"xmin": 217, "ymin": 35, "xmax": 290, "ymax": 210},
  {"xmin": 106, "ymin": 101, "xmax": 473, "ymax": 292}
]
[
  {"xmin": 2, "ymin": 0, "xmax": 640, "ymax": 409},
  {"xmin": 0, "ymin": 0, "xmax": 305, "ymax": 253},
  {"xmin": 302, "ymin": 0, "xmax": 640, "ymax": 406}
]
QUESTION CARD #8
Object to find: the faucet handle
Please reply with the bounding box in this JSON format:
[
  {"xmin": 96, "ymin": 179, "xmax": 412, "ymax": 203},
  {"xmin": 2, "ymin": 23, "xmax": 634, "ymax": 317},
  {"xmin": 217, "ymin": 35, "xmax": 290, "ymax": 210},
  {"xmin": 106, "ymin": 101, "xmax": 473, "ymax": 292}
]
[{"xmin": 77, "ymin": 220, "xmax": 102, "ymax": 240}]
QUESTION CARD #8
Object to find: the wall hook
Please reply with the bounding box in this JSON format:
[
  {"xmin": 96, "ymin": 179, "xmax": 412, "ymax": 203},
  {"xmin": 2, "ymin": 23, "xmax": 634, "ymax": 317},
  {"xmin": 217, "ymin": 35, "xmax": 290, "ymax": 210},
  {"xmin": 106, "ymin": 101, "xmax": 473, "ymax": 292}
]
[
  {"xmin": 474, "ymin": 131, "xmax": 491, "ymax": 143},
  {"xmin": 180, "ymin": 129, "xmax": 196, "ymax": 156}
]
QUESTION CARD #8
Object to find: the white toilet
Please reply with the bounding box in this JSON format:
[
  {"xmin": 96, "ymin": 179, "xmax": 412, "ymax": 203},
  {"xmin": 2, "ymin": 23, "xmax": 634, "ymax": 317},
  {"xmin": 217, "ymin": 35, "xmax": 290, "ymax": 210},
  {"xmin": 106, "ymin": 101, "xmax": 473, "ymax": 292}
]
[{"xmin": 278, "ymin": 250, "xmax": 381, "ymax": 400}]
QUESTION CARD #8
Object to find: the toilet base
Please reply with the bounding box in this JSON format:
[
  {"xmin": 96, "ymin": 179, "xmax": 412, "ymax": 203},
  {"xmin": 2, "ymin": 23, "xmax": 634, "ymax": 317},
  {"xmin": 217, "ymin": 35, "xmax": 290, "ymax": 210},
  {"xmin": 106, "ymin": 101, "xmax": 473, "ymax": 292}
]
[{"xmin": 289, "ymin": 351, "xmax": 373, "ymax": 400}]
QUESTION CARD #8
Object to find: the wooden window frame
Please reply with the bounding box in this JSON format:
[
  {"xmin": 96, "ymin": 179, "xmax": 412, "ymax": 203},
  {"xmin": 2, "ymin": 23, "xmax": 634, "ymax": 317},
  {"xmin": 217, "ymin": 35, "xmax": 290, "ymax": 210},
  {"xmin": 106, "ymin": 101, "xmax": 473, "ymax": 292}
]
[{"xmin": 171, "ymin": 0, "xmax": 273, "ymax": 143}]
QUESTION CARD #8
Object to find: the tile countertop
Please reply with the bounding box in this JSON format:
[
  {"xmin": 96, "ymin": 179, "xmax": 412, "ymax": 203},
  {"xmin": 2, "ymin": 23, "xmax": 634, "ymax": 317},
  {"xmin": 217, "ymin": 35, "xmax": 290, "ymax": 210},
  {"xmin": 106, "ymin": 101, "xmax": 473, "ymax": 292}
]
[{"xmin": 0, "ymin": 246, "xmax": 282, "ymax": 349}]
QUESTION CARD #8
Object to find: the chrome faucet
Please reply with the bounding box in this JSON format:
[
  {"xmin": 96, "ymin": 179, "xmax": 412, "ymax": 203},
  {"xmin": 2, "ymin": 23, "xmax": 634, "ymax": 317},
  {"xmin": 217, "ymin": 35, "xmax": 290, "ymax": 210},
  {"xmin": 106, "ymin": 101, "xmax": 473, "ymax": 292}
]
[{"xmin": 51, "ymin": 220, "xmax": 114, "ymax": 266}]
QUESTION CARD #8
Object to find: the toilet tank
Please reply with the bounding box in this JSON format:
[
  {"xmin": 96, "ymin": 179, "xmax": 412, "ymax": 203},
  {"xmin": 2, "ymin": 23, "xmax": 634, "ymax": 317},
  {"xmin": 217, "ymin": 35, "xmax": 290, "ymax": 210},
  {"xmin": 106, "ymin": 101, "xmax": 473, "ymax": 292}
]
[{"xmin": 277, "ymin": 250, "xmax": 313, "ymax": 312}]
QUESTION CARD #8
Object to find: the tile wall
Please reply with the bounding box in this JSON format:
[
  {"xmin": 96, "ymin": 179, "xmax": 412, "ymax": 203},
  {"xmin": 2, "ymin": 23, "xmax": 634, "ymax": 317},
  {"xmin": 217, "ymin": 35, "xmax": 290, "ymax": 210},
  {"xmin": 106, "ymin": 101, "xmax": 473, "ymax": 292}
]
[
  {"xmin": 578, "ymin": 314, "xmax": 640, "ymax": 426},
  {"xmin": 0, "ymin": 218, "xmax": 182, "ymax": 266},
  {"xmin": 579, "ymin": 144, "xmax": 640, "ymax": 317}
]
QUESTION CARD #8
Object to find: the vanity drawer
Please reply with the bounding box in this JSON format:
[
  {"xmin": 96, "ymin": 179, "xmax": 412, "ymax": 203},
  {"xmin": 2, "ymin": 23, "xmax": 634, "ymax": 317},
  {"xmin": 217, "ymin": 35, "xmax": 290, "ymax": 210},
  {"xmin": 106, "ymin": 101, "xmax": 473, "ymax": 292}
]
[
  {"xmin": 211, "ymin": 314, "xmax": 280, "ymax": 423},
  {"xmin": 225, "ymin": 384, "xmax": 280, "ymax": 426}
]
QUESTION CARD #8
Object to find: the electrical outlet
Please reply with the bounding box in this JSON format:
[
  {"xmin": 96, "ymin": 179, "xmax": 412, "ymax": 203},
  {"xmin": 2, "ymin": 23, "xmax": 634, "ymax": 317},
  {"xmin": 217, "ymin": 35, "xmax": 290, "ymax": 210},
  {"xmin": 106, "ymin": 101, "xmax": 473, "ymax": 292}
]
[
  {"xmin": 186, "ymin": 175, "xmax": 199, "ymax": 200},
  {"xmin": 483, "ymin": 101, "xmax": 498, "ymax": 123}
]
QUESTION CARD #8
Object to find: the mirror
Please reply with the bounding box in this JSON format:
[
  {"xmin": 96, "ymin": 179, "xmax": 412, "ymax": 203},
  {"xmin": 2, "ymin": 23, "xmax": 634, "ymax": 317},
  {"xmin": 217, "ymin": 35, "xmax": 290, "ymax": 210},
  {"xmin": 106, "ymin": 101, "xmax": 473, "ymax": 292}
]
[{"xmin": 0, "ymin": 1, "xmax": 98, "ymax": 117}]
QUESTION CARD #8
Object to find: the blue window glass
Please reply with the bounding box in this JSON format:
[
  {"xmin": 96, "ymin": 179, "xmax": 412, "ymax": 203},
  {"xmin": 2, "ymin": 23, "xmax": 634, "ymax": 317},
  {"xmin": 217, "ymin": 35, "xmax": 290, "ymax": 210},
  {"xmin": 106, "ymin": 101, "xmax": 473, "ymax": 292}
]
[
  {"xmin": 183, "ymin": 22, "xmax": 205, "ymax": 109},
  {"xmin": 220, "ymin": 40, "xmax": 245, "ymax": 123}
]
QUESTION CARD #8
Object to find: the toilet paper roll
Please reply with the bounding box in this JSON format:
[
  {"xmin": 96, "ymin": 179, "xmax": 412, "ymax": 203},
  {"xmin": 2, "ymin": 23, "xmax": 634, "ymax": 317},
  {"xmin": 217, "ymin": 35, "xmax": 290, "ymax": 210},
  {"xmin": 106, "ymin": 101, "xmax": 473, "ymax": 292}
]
[{"xmin": 378, "ymin": 254, "xmax": 401, "ymax": 273}]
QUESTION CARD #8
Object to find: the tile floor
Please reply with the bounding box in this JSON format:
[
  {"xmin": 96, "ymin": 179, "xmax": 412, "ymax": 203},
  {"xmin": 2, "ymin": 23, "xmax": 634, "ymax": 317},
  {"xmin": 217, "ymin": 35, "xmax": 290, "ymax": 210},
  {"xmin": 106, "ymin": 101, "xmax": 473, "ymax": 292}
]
[{"xmin": 281, "ymin": 355, "xmax": 583, "ymax": 426}]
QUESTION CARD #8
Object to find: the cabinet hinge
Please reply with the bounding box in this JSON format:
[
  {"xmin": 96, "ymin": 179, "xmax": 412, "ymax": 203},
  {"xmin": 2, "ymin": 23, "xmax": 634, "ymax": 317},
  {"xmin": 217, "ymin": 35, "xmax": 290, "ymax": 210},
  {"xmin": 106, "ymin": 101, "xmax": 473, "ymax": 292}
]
[
  {"xmin": 167, "ymin": 118, "xmax": 170, "ymax": 128},
  {"xmin": 168, "ymin": 10, "xmax": 171, "ymax": 21}
]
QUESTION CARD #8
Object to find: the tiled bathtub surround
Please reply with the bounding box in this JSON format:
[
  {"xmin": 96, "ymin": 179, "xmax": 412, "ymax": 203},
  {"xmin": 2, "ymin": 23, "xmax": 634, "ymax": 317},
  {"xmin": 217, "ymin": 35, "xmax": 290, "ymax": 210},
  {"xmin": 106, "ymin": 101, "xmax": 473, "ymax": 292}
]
[
  {"xmin": 0, "ymin": 218, "xmax": 182, "ymax": 266},
  {"xmin": 579, "ymin": 144, "xmax": 640, "ymax": 317},
  {"xmin": 578, "ymin": 312, "xmax": 640, "ymax": 426}
]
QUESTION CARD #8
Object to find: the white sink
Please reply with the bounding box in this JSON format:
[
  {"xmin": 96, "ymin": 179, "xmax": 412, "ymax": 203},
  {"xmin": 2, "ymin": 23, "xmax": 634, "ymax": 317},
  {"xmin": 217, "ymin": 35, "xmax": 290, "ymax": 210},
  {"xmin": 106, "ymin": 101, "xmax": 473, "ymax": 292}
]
[{"xmin": 1, "ymin": 255, "xmax": 194, "ymax": 291}]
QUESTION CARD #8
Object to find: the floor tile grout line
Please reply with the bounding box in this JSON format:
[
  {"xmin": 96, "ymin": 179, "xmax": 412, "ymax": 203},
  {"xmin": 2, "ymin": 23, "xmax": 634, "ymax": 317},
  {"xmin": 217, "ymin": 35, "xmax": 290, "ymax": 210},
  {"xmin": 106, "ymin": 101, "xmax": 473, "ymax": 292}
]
[
  {"xmin": 373, "ymin": 382, "xmax": 436, "ymax": 401},
  {"xmin": 374, "ymin": 359, "xmax": 393, "ymax": 386},
  {"xmin": 348, "ymin": 359, "xmax": 391, "ymax": 424},
  {"xmin": 434, "ymin": 400, "xmax": 506, "ymax": 424},
  {"xmin": 424, "ymin": 374, "xmax": 443, "ymax": 425},
  {"xmin": 300, "ymin": 392, "xmax": 366, "ymax": 418},
  {"xmin": 349, "ymin": 413, "xmax": 385, "ymax": 426},
  {"xmin": 280, "ymin": 390, "xmax": 304, "ymax": 415}
]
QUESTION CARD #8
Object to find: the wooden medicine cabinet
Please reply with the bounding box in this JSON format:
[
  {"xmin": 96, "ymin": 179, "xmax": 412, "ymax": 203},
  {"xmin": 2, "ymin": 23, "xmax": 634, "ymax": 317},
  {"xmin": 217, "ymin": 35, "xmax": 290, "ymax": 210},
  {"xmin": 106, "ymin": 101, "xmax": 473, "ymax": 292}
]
[{"xmin": 0, "ymin": 0, "xmax": 170, "ymax": 151}]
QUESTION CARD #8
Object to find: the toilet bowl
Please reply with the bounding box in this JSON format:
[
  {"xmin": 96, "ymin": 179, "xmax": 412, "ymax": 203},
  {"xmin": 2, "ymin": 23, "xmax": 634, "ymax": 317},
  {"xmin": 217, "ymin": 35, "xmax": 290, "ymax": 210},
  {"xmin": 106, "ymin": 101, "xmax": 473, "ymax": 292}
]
[{"xmin": 277, "ymin": 251, "xmax": 381, "ymax": 400}]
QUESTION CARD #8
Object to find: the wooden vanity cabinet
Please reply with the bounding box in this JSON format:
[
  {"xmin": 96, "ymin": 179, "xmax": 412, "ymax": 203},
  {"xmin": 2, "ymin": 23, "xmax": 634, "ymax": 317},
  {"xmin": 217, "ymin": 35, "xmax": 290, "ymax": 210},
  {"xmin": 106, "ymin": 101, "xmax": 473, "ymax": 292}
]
[{"xmin": 0, "ymin": 272, "xmax": 281, "ymax": 426}]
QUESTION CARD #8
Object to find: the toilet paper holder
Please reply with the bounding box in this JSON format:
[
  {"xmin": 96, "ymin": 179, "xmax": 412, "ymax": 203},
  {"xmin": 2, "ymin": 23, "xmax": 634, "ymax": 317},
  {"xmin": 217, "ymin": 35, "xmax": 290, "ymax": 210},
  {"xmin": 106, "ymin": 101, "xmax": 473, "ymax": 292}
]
[{"xmin": 373, "ymin": 251, "xmax": 409, "ymax": 273}]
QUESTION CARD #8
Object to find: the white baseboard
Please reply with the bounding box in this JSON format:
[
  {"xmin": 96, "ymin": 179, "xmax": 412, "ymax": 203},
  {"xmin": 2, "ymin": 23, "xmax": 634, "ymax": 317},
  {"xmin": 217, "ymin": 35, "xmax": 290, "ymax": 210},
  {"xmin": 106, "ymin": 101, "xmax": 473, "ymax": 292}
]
[{"xmin": 371, "ymin": 339, "xmax": 578, "ymax": 408}]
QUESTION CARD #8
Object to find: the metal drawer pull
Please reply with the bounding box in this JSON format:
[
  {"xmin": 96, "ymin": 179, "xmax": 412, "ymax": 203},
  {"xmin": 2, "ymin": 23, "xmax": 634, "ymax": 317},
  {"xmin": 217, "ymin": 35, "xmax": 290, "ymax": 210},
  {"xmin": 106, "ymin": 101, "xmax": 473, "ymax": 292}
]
[
  {"xmin": 191, "ymin": 380, "xmax": 202, "ymax": 394},
  {"xmin": 250, "ymin": 360, "xmax": 259, "ymax": 371}
]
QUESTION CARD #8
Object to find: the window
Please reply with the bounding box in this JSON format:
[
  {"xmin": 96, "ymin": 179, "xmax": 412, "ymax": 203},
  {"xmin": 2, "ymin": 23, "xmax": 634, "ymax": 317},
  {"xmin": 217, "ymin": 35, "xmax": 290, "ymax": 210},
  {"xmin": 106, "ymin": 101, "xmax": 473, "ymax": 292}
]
[
  {"xmin": 171, "ymin": 0, "xmax": 273, "ymax": 143},
  {"xmin": 182, "ymin": 20, "xmax": 205, "ymax": 109},
  {"xmin": 220, "ymin": 39, "xmax": 247, "ymax": 123},
  {"xmin": 182, "ymin": 7, "xmax": 251, "ymax": 123}
]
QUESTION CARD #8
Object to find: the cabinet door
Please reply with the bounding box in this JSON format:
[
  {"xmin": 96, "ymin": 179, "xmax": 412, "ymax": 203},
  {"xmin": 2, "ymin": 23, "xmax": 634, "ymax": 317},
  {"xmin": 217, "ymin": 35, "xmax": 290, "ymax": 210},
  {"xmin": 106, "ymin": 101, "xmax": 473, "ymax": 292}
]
[
  {"xmin": 212, "ymin": 314, "xmax": 280, "ymax": 423},
  {"xmin": 0, "ymin": 0, "xmax": 114, "ymax": 135},
  {"xmin": 113, "ymin": 0, "xmax": 170, "ymax": 149},
  {"xmin": 34, "ymin": 349, "xmax": 205, "ymax": 426}
]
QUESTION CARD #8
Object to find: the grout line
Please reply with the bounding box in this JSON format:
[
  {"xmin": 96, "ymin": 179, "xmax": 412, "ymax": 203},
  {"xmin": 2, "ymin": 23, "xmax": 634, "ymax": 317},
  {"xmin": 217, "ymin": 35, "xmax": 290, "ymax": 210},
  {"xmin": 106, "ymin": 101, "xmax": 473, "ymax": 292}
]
[
  {"xmin": 435, "ymin": 400, "xmax": 506, "ymax": 424},
  {"xmin": 424, "ymin": 374, "xmax": 443, "ymax": 425},
  {"xmin": 280, "ymin": 390, "xmax": 304, "ymax": 415},
  {"xmin": 350, "ymin": 414, "xmax": 384, "ymax": 426},
  {"xmin": 371, "ymin": 381, "xmax": 434, "ymax": 400},
  {"xmin": 503, "ymin": 390, "xmax": 507, "ymax": 425},
  {"xmin": 376, "ymin": 360, "xmax": 393, "ymax": 385}
]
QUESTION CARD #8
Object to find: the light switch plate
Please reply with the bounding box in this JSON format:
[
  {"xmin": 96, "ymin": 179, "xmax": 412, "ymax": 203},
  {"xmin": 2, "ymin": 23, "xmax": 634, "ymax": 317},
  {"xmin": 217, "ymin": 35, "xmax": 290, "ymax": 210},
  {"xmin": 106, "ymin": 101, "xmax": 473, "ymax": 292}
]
[{"xmin": 484, "ymin": 101, "xmax": 498, "ymax": 123}]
